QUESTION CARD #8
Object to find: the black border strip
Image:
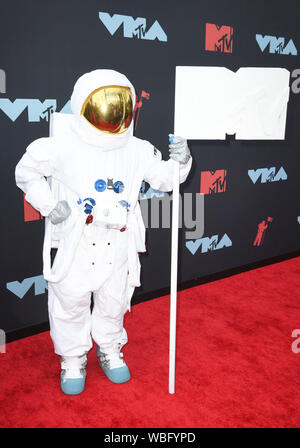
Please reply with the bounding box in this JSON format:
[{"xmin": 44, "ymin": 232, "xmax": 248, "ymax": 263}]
[{"xmin": 6, "ymin": 249, "xmax": 300, "ymax": 343}]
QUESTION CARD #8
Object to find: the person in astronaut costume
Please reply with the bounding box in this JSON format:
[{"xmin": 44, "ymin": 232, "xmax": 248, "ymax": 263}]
[{"xmin": 15, "ymin": 69, "xmax": 192, "ymax": 395}]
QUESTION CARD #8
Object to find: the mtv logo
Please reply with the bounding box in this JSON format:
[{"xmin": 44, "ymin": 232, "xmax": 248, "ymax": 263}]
[
  {"xmin": 174, "ymin": 66, "xmax": 290, "ymax": 140},
  {"xmin": 99, "ymin": 12, "xmax": 167, "ymax": 42},
  {"xmin": 139, "ymin": 182, "xmax": 165, "ymax": 200},
  {"xmin": 200, "ymin": 170, "xmax": 227, "ymax": 194},
  {"xmin": 248, "ymin": 167, "xmax": 287, "ymax": 184},
  {"xmin": 0, "ymin": 99, "xmax": 71, "ymax": 122},
  {"xmin": 185, "ymin": 233, "xmax": 232, "ymax": 255},
  {"xmin": 7, "ymin": 275, "xmax": 47, "ymax": 299},
  {"xmin": 256, "ymin": 34, "xmax": 297, "ymax": 56},
  {"xmin": 205, "ymin": 23, "xmax": 233, "ymax": 53}
]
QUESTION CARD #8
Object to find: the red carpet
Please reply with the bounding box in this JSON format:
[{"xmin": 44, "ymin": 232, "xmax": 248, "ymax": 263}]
[{"xmin": 1, "ymin": 257, "xmax": 300, "ymax": 428}]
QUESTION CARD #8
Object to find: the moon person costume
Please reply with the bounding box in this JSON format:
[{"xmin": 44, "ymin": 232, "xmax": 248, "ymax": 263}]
[{"xmin": 15, "ymin": 69, "xmax": 192, "ymax": 395}]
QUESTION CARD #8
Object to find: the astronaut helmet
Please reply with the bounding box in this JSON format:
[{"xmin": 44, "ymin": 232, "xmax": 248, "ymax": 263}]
[
  {"xmin": 70, "ymin": 69, "xmax": 136, "ymax": 148},
  {"xmin": 80, "ymin": 84, "xmax": 133, "ymax": 135}
]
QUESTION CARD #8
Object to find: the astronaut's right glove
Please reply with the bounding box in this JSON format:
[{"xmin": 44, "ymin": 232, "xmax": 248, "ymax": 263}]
[{"xmin": 48, "ymin": 200, "xmax": 71, "ymax": 225}]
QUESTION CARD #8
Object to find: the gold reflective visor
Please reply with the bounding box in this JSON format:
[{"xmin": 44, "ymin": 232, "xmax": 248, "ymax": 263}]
[{"xmin": 80, "ymin": 85, "xmax": 133, "ymax": 134}]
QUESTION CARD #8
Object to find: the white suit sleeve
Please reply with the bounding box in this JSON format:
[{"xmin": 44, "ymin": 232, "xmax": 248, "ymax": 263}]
[
  {"xmin": 143, "ymin": 142, "xmax": 192, "ymax": 192},
  {"xmin": 15, "ymin": 137, "xmax": 58, "ymax": 216}
]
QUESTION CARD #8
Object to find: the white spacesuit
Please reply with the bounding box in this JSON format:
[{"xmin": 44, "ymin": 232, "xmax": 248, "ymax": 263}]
[{"xmin": 15, "ymin": 69, "xmax": 192, "ymax": 395}]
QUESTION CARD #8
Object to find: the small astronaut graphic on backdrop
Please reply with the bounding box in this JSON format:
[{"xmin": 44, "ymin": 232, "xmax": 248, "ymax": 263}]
[{"xmin": 15, "ymin": 69, "xmax": 192, "ymax": 395}]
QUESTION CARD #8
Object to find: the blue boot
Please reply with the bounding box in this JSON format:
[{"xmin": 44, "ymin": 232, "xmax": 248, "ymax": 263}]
[
  {"xmin": 97, "ymin": 344, "xmax": 130, "ymax": 384},
  {"xmin": 60, "ymin": 354, "xmax": 87, "ymax": 395}
]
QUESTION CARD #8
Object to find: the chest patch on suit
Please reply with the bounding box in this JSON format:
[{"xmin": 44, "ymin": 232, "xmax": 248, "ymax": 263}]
[{"xmin": 94, "ymin": 178, "xmax": 125, "ymax": 193}]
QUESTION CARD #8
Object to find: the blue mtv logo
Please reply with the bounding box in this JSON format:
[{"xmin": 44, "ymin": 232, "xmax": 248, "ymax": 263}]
[
  {"xmin": 7, "ymin": 275, "xmax": 48, "ymax": 299},
  {"xmin": 99, "ymin": 12, "xmax": 167, "ymax": 42},
  {"xmin": 0, "ymin": 99, "xmax": 71, "ymax": 122},
  {"xmin": 248, "ymin": 167, "xmax": 287, "ymax": 184},
  {"xmin": 139, "ymin": 181, "xmax": 165, "ymax": 200},
  {"xmin": 256, "ymin": 34, "xmax": 297, "ymax": 55},
  {"xmin": 186, "ymin": 233, "xmax": 232, "ymax": 255}
]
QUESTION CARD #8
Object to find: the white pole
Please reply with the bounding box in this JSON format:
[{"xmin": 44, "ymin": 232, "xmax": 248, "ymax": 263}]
[{"xmin": 169, "ymin": 155, "xmax": 180, "ymax": 394}]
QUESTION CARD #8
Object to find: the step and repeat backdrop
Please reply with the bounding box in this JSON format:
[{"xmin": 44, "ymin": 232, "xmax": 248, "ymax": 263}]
[{"xmin": 1, "ymin": 0, "xmax": 300, "ymax": 334}]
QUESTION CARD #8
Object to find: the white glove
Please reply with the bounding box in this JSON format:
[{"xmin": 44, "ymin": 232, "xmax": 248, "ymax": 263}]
[
  {"xmin": 48, "ymin": 200, "xmax": 71, "ymax": 225},
  {"xmin": 168, "ymin": 136, "xmax": 191, "ymax": 165}
]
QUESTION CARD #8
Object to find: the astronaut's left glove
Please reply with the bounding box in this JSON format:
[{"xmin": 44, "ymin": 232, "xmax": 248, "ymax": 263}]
[{"xmin": 168, "ymin": 136, "xmax": 191, "ymax": 165}]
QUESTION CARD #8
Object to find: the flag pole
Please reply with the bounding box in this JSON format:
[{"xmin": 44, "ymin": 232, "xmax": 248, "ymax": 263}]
[{"xmin": 169, "ymin": 135, "xmax": 180, "ymax": 394}]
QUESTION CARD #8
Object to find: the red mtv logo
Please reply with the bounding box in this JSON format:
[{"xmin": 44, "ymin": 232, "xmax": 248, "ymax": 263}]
[
  {"xmin": 205, "ymin": 23, "xmax": 233, "ymax": 53},
  {"xmin": 23, "ymin": 194, "xmax": 43, "ymax": 222},
  {"xmin": 200, "ymin": 170, "xmax": 227, "ymax": 194}
]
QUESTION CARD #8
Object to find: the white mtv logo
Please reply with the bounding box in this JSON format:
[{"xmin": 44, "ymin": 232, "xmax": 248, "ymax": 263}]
[
  {"xmin": 174, "ymin": 66, "xmax": 290, "ymax": 140},
  {"xmin": 99, "ymin": 12, "xmax": 167, "ymax": 42}
]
